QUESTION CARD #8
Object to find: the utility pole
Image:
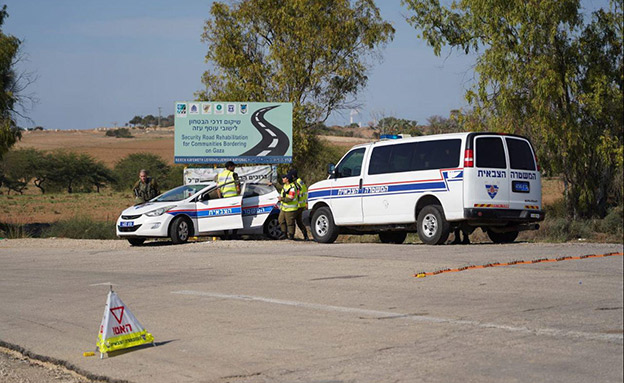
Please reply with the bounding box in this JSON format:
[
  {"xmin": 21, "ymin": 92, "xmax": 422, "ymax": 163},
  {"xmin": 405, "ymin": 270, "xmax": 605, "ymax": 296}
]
[{"xmin": 158, "ymin": 107, "xmax": 162, "ymax": 128}]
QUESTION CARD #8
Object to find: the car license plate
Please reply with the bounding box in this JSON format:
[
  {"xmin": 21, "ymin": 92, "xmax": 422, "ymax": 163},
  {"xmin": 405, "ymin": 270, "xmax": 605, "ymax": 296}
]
[
  {"xmin": 512, "ymin": 181, "xmax": 530, "ymax": 193},
  {"xmin": 120, "ymin": 221, "xmax": 134, "ymax": 227}
]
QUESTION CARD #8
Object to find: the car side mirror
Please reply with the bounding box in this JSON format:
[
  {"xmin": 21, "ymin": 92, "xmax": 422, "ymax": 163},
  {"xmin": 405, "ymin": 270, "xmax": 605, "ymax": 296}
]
[{"xmin": 327, "ymin": 163, "xmax": 336, "ymax": 178}]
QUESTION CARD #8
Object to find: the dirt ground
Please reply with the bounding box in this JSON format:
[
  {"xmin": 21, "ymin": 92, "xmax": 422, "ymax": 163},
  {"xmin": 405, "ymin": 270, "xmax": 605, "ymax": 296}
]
[
  {"xmin": 15, "ymin": 128, "xmax": 176, "ymax": 167},
  {"xmin": 0, "ymin": 347, "xmax": 91, "ymax": 383}
]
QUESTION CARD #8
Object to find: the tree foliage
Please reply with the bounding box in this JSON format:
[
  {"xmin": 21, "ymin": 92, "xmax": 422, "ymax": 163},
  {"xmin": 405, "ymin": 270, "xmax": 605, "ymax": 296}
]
[
  {"xmin": 112, "ymin": 153, "xmax": 171, "ymax": 191},
  {"xmin": 0, "ymin": 5, "xmax": 23, "ymax": 159},
  {"xmin": 403, "ymin": 0, "xmax": 623, "ymax": 218},
  {"xmin": 0, "ymin": 148, "xmax": 115, "ymax": 194},
  {"xmin": 198, "ymin": 0, "xmax": 394, "ymax": 167}
]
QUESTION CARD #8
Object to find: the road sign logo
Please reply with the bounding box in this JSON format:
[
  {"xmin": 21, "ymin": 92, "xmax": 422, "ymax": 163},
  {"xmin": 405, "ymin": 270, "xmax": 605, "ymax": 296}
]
[
  {"xmin": 176, "ymin": 103, "xmax": 187, "ymax": 117},
  {"xmin": 226, "ymin": 103, "xmax": 236, "ymax": 114},
  {"xmin": 202, "ymin": 103, "xmax": 212, "ymax": 114},
  {"xmin": 240, "ymin": 104, "xmax": 248, "ymax": 114},
  {"xmin": 214, "ymin": 103, "xmax": 224, "ymax": 114},
  {"xmin": 189, "ymin": 103, "xmax": 200, "ymax": 114}
]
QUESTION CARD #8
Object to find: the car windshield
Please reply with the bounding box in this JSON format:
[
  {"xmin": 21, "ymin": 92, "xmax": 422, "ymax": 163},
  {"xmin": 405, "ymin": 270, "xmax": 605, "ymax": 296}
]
[{"xmin": 154, "ymin": 184, "xmax": 208, "ymax": 202}]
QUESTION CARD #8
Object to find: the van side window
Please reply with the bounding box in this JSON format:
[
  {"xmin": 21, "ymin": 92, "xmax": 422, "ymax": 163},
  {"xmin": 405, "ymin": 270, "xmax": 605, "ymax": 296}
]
[
  {"xmin": 368, "ymin": 139, "xmax": 461, "ymax": 175},
  {"xmin": 411, "ymin": 139, "xmax": 461, "ymax": 170},
  {"xmin": 476, "ymin": 137, "xmax": 506, "ymax": 169},
  {"xmin": 335, "ymin": 148, "xmax": 365, "ymax": 178},
  {"xmin": 506, "ymin": 138, "xmax": 536, "ymax": 171}
]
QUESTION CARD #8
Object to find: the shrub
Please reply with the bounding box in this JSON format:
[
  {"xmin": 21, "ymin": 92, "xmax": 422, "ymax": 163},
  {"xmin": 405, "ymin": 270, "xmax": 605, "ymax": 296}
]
[
  {"xmin": 113, "ymin": 153, "xmax": 171, "ymax": 191},
  {"xmin": 105, "ymin": 128, "xmax": 133, "ymax": 138},
  {"xmin": 42, "ymin": 215, "xmax": 116, "ymax": 239}
]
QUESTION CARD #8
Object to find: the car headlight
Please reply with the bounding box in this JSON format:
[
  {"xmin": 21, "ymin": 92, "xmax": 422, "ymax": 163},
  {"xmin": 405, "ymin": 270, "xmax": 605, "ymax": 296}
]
[{"xmin": 145, "ymin": 205, "xmax": 176, "ymax": 217}]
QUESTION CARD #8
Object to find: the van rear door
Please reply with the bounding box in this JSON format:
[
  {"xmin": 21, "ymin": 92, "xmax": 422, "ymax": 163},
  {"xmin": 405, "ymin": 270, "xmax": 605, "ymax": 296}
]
[
  {"xmin": 466, "ymin": 135, "xmax": 511, "ymax": 209},
  {"xmin": 504, "ymin": 137, "xmax": 541, "ymax": 211}
]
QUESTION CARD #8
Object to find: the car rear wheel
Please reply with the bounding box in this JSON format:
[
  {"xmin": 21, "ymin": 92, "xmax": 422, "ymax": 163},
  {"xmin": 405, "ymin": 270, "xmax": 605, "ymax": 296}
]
[
  {"xmin": 263, "ymin": 215, "xmax": 283, "ymax": 240},
  {"xmin": 379, "ymin": 231, "xmax": 407, "ymax": 244},
  {"xmin": 170, "ymin": 216, "xmax": 192, "ymax": 244},
  {"xmin": 487, "ymin": 230, "xmax": 519, "ymax": 244},
  {"xmin": 311, "ymin": 207, "xmax": 339, "ymax": 243},
  {"xmin": 417, "ymin": 205, "xmax": 450, "ymax": 245},
  {"xmin": 127, "ymin": 238, "xmax": 145, "ymax": 246}
]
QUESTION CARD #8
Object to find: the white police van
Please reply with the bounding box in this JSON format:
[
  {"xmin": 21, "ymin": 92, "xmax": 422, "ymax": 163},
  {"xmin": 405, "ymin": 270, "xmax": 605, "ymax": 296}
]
[{"xmin": 305, "ymin": 132, "xmax": 544, "ymax": 245}]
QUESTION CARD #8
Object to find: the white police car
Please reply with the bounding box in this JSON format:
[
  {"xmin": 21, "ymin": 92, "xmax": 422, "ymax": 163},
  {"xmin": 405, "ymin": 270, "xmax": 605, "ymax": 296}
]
[{"xmin": 116, "ymin": 182, "xmax": 282, "ymax": 245}]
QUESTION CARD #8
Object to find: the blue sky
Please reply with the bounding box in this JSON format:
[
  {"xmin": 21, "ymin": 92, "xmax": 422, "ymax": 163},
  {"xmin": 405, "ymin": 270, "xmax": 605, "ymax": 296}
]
[{"xmin": 2, "ymin": 0, "xmax": 609, "ymax": 130}]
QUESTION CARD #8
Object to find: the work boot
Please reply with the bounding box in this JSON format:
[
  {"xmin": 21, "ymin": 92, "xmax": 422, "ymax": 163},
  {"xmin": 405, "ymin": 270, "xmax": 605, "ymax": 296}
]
[
  {"xmin": 302, "ymin": 230, "xmax": 309, "ymax": 241},
  {"xmin": 451, "ymin": 230, "xmax": 462, "ymax": 245},
  {"xmin": 288, "ymin": 234, "xmax": 295, "ymax": 240}
]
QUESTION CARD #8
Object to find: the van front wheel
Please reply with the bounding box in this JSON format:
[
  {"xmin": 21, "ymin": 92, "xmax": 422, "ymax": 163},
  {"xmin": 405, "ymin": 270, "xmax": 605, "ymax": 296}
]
[
  {"xmin": 487, "ymin": 230, "xmax": 519, "ymax": 244},
  {"xmin": 311, "ymin": 207, "xmax": 339, "ymax": 243},
  {"xmin": 417, "ymin": 205, "xmax": 450, "ymax": 245}
]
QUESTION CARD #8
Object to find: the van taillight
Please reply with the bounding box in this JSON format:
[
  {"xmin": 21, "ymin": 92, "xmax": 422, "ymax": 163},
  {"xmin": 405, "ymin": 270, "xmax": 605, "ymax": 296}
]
[
  {"xmin": 534, "ymin": 152, "xmax": 540, "ymax": 171},
  {"xmin": 464, "ymin": 149, "xmax": 474, "ymax": 167}
]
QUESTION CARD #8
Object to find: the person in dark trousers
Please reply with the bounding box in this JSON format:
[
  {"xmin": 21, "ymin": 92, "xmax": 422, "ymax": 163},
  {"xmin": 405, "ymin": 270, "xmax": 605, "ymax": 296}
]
[
  {"xmin": 289, "ymin": 169, "xmax": 309, "ymax": 240},
  {"xmin": 451, "ymin": 228, "xmax": 471, "ymax": 244},
  {"xmin": 278, "ymin": 173, "xmax": 299, "ymax": 240},
  {"xmin": 215, "ymin": 161, "xmax": 241, "ymax": 239},
  {"xmin": 133, "ymin": 169, "xmax": 159, "ymax": 205}
]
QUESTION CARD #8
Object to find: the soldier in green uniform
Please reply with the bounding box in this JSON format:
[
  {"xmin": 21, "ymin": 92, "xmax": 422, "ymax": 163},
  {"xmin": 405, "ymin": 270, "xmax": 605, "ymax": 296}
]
[
  {"xmin": 278, "ymin": 173, "xmax": 299, "ymax": 240},
  {"xmin": 133, "ymin": 169, "xmax": 160, "ymax": 205}
]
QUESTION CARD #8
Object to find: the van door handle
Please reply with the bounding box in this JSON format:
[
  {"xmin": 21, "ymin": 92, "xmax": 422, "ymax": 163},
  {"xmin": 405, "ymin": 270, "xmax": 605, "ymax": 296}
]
[{"xmin": 359, "ymin": 178, "xmax": 363, "ymax": 190}]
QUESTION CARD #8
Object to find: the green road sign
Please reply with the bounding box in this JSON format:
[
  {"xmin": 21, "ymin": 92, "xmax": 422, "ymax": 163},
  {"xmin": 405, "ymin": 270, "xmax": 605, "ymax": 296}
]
[{"xmin": 174, "ymin": 101, "xmax": 293, "ymax": 164}]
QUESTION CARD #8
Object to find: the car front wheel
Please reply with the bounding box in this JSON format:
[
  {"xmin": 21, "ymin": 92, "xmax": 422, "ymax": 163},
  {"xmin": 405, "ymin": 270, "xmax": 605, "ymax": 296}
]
[{"xmin": 170, "ymin": 216, "xmax": 192, "ymax": 244}]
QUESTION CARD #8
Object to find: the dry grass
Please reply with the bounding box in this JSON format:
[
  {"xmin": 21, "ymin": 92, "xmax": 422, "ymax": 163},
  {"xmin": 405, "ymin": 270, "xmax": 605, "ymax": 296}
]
[
  {"xmin": 1, "ymin": 191, "xmax": 133, "ymax": 224},
  {"xmin": 15, "ymin": 128, "xmax": 175, "ymax": 167}
]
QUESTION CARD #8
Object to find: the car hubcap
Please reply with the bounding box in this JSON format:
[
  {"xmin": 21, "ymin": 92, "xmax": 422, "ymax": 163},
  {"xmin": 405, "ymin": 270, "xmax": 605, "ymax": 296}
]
[
  {"xmin": 178, "ymin": 221, "xmax": 188, "ymax": 241},
  {"xmin": 268, "ymin": 219, "xmax": 280, "ymax": 238},
  {"xmin": 422, "ymin": 213, "xmax": 437, "ymax": 238},
  {"xmin": 315, "ymin": 215, "xmax": 328, "ymax": 236}
]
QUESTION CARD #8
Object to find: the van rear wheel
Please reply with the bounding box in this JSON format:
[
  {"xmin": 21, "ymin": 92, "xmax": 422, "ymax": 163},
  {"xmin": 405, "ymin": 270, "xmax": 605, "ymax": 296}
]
[
  {"xmin": 487, "ymin": 230, "xmax": 519, "ymax": 244},
  {"xmin": 379, "ymin": 231, "xmax": 407, "ymax": 244},
  {"xmin": 311, "ymin": 207, "xmax": 339, "ymax": 243},
  {"xmin": 417, "ymin": 205, "xmax": 450, "ymax": 245}
]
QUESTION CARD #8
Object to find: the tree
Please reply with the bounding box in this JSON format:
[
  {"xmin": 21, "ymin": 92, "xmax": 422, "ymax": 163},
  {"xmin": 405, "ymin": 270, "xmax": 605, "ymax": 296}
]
[
  {"xmin": 0, "ymin": 148, "xmax": 39, "ymax": 194},
  {"xmin": 198, "ymin": 0, "xmax": 394, "ymax": 167},
  {"xmin": 0, "ymin": 6, "xmax": 35, "ymax": 160},
  {"xmin": 129, "ymin": 115, "xmax": 143, "ymax": 126},
  {"xmin": 113, "ymin": 153, "xmax": 171, "ymax": 191},
  {"xmin": 403, "ymin": 0, "xmax": 623, "ymax": 218}
]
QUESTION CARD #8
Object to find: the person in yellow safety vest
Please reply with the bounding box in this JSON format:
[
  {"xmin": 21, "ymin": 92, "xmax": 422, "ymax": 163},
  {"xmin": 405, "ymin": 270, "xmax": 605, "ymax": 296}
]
[
  {"xmin": 278, "ymin": 173, "xmax": 299, "ymax": 240},
  {"xmin": 216, "ymin": 161, "xmax": 241, "ymax": 198},
  {"xmin": 288, "ymin": 169, "xmax": 309, "ymax": 241}
]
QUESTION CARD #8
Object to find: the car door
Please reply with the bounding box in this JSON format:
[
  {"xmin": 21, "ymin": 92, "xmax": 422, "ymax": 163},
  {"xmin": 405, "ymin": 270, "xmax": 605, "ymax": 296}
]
[
  {"xmin": 196, "ymin": 194, "xmax": 244, "ymax": 233},
  {"xmin": 329, "ymin": 147, "xmax": 366, "ymax": 224},
  {"xmin": 241, "ymin": 184, "xmax": 278, "ymax": 229}
]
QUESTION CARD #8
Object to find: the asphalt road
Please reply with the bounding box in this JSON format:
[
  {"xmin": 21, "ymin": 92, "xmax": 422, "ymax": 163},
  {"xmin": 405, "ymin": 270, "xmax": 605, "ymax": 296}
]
[
  {"xmin": 241, "ymin": 105, "xmax": 290, "ymax": 157},
  {"xmin": 0, "ymin": 239, "xmax": 622, "ymax": 383}
]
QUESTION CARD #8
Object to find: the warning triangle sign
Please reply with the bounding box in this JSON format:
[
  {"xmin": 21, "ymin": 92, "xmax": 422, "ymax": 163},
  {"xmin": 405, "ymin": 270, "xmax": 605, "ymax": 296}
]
[{"xmin": 96, "ymin": 290, "xmax": 154, "ymax": 356}]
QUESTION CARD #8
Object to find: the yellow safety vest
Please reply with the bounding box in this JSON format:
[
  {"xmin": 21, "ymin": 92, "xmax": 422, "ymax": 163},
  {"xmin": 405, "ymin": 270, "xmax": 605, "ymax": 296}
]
[
  {"xmin": 217, "ymin": 169, "xmax": 238, "ymax": 198},
  {"xmin": 280, "ymin": 182, "xmax": 299, "ymax": 212},
  {"xmin": 295, "ymin": 178, "xmax": 308, "ymax": 209}
]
